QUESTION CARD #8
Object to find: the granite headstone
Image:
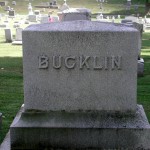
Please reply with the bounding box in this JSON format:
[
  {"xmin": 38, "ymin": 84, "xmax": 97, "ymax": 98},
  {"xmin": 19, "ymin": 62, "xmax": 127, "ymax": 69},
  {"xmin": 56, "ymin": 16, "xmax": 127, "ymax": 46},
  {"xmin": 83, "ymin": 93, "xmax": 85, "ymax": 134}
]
[{"xmin": 10, "ymin": 21, "xmax": 150, "ymax": 149}]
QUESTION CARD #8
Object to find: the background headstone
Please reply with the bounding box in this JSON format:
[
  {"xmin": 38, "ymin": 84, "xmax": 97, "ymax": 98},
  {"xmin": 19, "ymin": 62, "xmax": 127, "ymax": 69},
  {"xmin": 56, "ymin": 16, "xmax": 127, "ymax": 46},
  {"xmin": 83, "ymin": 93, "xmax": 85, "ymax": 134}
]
[
  {"xmin": 58, "ymin": 8, "xmax": 91, "ymax": 21},
  {"xmin": 5, "ymin": 28, "xmax": 12, "ymax": 42},
  {"xmin": 0, "ymin": 1, "xmax": 7, "ymax": 6},
  {"xmin": 138, "ymin": 58, "xmax": 144, "ymax": 77},
  {"xmin": 34, "ymin": 10, "xmax": 40, "ymax": 15},
  {"xmin": 15, "ymin": 28, "xmax": 23, "ymax": 41},
  {"xmin": 5, "ymin": 6, "xmax": 10, "ymax": 11},
  {"xmin": 12, "ymin": 1, "xmax": 16, "ymax": 5},
  {"xmin": 28, "ymin": 14, "xmax": 37, "ymax": 22},
  {"xmin": 59, "ymin": 0, "xmax": 69, "ymax": 11},
  {"xmin": 40, "ymin": 15, "xmax": 49, "ymax": 23},
  {"xmin": 9, "ymin": 10, "xmax": 15, "ymax": 17},
  {"xmin": 12, "ymin": 28, "xmax": 23, "ymax": 45}
]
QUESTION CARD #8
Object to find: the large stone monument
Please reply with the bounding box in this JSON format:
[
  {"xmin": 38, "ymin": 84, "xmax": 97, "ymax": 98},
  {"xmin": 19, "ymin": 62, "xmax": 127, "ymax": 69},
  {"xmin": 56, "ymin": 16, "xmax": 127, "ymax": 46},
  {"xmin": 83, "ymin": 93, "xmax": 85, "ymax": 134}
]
[{"xmin": 10, "ymin": 21, "xmax": 150, "ymax": 149}]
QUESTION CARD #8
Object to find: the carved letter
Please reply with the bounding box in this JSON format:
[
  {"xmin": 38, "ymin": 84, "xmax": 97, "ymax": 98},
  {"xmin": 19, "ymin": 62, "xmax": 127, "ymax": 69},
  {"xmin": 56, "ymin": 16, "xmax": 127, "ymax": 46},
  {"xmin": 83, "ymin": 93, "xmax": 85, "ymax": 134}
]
[
  {"xmin": 65, "ymin": 56, "xmax": 76, "ymax": 69},
  {"xmin": 111, "ymin": 56, "xmax": 122, "ymax": 70},
  {"xmin": 38, "ymin": 55, "xmax": 49, "ymax": 69},
  {"xmin": 104, "ymin": 56, "xmax": 108, "ymax": 70},
  {"xmin": 93, "ymin": 56, "xmax": 103, "ymax": 70},
  {"xmin": 53, "ymin": 56, "xmax": 62, "ymax": 69},
  {"xmin": 79, "ymin": 56, "xmax": 90, "ymax": 69}
]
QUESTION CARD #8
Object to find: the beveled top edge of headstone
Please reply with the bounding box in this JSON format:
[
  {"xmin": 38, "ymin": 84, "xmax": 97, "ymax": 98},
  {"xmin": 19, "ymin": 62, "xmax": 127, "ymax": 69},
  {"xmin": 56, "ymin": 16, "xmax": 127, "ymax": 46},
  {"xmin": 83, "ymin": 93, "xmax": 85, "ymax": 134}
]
[{"xmin": 24, "ymin": 20, "xmax": 138, "ymax": 32}]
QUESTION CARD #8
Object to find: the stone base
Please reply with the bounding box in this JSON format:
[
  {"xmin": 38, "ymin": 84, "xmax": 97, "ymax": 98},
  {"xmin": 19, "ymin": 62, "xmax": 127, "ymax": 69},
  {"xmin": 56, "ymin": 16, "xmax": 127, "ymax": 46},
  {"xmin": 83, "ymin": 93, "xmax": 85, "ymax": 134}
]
[
  {"xmin": 10, "ymin": 105, "xmax": 150, "ymax": 150},
  {"xmin": 138, "ymin": 58, "xmax": 144, "ymax": 77},
  {"xmin": 0, "ymin": 112, "xmax": 2, "ymax": 129},
  {"xmin": 12, "ymin": 41, "xmax": 22, "ymax": 45}
]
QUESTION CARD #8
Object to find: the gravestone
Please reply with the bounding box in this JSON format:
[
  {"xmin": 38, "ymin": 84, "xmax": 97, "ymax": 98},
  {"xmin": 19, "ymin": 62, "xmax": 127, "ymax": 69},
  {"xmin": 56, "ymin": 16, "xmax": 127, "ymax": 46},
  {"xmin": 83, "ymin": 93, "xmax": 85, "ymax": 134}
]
[
  {"xmin": 12, "ymin": 28, "xmax": 23, "ymax": 45},
  {"xmin": 97, "ymin": 13, "xmax": 103, "ymax": 20},
  {"xmin": 34, "ymin": 10, "xmax": 40, "ymax": 15},
  {"xmin": 10, "ymin": 21, "xmax": 150, "ymax": 149},
  {"xmin": 28, "ymin": 14, "xmax": 37, "ymax": 22},
  {"xmin": 5, "ymin": 6, "xmax": 10, "ymax": 11},
  {"xmin": 58, "ymin": 8, "xmax": 91, "ymax": 21},
  {"xmin": 49, "ymin": 0, "xmax": 58, "ymax": 9},
  {"xmin": 0, "ymin": 1, "xmax": 7, "ymax": 6},
  {"xmin": 0, "ymin": 113, "xmax": 2, "ymax": 130},
  {"xmin": 59, "ymin": 0, "xmax": 69, "ymax": 11},
  {"xmin": 125, "ymin": 16, "xmax": 138, "ymax": 23},
  {"xmin": 12, "ymin": 1, "xmax": 16, "ymax": 5},
  {"xmin": 9, "ymin": 10, "xmax": 15, "ymax": 17},
  {"xmin": 0, "ymin": 24, "xmax": 7, "ymax": 28},
  {"xmin": 138, "ymin": 58, "xmax": 144, "ymax": 77},
  {"xmin": 40, "ymin": 15, "xmax": 49, "ymax": 23},
  {"xmin": 5, "ymin": 28, "xmax": 12, "ymax": 42},
  {"xmin": 51, "ymin": 16, "xmax": 59, "ymax": 22},
  {"xmin": 121, "ymin": 19, "xmax": 132, "ymax": 24},
  {"xmin": 15, "ymin": 28, "xmax": 23, "ymax": 41}
]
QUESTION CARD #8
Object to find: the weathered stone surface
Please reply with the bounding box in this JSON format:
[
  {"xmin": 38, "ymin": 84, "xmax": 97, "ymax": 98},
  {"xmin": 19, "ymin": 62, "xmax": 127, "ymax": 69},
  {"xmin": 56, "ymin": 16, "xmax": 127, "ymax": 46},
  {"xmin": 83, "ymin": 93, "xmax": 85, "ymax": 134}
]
[
  {"xmin": 10, "ymin": 105, "xmax": 150, "ymax": 149},
  {"xmin": 23, "ymin": 21, "xmax": 139, "ymax": 113}
]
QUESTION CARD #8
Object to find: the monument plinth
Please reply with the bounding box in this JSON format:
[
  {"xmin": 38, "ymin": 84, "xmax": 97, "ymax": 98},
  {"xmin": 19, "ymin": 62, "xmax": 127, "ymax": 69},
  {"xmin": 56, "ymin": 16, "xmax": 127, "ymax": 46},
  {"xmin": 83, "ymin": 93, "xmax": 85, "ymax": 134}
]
[{"xmin": 10, "ymin": 21, "xmax": 150, "ymax": 149}]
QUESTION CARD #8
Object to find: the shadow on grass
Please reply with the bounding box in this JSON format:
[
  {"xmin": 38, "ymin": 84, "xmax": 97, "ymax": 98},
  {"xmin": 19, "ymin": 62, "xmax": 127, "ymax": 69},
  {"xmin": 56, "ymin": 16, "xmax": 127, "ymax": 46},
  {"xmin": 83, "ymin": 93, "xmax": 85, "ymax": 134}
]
[
  {"xmin": 109, "ymin": 7, "xmax": 145, "ymax": 16},
  {"xmin": 138, "ymin": 54, "xmax": 150, "ymax": 121},
  {"xmin": 0, "ymin": 54, "xmax": 150, "ymax": 145},
  {"xmin": 0, "ymin": 57, "xmax": 23, "ymax": 144}
]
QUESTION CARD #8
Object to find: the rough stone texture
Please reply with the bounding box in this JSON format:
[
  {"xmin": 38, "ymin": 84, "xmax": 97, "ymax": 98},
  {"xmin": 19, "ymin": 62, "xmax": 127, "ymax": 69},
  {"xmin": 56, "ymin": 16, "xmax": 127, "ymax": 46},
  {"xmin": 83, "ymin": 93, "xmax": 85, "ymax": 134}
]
[
  {"xmin": 5, "ymin": 28, "xmax": 12, "ymax": 43},
  {"xmin": 138, "ymin": 58, "xmax": 144, "ymax": 77},
  {"xmin": 0, "ymin": 112, "xmax": 2, "ymax": 130},
  {"xmin": 23, "ymin": 21, "xmax": 139, "ymax": 113},
  {"xmin": 10, "ymin": 105, "xmax": 150, "ymax": 149},
  {"xmin": 58, "ymin": 8, "xmax": 91, "ymax": 21}
]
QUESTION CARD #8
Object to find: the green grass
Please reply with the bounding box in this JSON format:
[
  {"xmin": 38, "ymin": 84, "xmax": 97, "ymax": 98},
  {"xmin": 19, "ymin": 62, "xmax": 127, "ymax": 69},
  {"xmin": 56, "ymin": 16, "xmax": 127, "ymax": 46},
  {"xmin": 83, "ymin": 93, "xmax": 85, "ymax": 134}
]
[
  {"xmin": 0, "ymin": 28, "xmax": 23, "ymax": 143},
  {"xmin": 0, "ymin": 0, "xmax": 146, "ymax": 16},
  {"xmin": 137, "ymin": 32, "xmax": 150, "ymax": 120}
]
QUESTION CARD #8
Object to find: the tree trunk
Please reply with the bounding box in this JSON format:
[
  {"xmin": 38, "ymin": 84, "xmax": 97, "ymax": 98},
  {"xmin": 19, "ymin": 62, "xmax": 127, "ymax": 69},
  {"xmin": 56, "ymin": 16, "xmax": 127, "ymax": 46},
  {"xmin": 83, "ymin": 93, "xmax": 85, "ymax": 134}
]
[{"xmin": 145, "ymin": 0, "xmax": 150, "ymax": 14}]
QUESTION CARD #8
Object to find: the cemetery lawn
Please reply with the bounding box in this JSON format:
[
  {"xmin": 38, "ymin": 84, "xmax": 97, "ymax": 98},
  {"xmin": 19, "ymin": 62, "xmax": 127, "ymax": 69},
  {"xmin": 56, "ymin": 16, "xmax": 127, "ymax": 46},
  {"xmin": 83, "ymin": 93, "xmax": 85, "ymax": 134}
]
[
  {"xmin": 0, "ymin": 30, "xmax": 150, "ymax": 144},
  {"xmin": 0, "ymin": 29, "xmax": 23, "ymax": 144},
  {"xmin": 0, "ymin": 0, "xmax": 146, "ymax": 16},
  {"xmin": 138, "ymin": 32, "xmax": 150, "ymax": 120}
]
